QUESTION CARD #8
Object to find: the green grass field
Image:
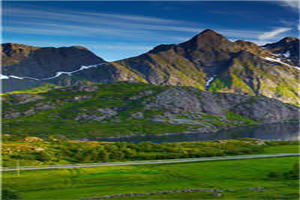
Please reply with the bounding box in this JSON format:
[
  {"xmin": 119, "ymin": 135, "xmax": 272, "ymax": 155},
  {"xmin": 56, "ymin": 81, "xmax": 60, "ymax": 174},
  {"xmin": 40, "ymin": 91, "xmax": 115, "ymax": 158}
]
[
  {"xmin": 263, "ymin": 144, "xmax": 299, "ymax": 154},
  {"xmin": 3, "ymin": 156, "xmax": 299, "ymax": 200}
]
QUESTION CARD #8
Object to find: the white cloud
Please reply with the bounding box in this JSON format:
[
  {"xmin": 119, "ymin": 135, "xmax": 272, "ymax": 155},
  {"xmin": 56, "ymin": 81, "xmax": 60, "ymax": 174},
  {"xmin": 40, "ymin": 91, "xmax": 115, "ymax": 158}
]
[
  {"xmin": 281, "ymin": 0, "xmax": 299, "ymax": 10},
  {"xmin": 258, "ymin": 27, "xmax": 291, "ymax": 40}
]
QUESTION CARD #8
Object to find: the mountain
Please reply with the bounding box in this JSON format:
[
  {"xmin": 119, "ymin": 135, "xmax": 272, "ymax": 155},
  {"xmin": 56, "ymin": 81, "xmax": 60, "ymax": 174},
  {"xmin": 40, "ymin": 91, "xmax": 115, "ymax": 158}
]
[
  {"xmin": 2, "ymin": 43, "xmax": 105, "ymax": 78},
  {"xmin": 262, "ymin": 37, "xmax": 299, "ymax": 66},
  {"xmin": 2, "ymin": 82, "xmax": 298, "ymax": 138},
  {"xmin": 1, "ymin": 30, "xmax": 299, "ymax": 105},
  {"xmin": 112, "ymin": 30, "xmax": 300, "ymax": 105},
  {"xmin": 1, "ymin": 43, "xmax": 106, "ymax": 91}
]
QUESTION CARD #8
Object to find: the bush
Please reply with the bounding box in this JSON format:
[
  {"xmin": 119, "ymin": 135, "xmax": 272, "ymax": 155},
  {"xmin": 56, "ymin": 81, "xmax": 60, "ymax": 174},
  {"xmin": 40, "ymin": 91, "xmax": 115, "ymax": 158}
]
[
  {"xmin": 284, "ymin": 163, "xmax": 299, "ymax": 180},
  {"xmin": 267, "ymin": 171, "xmax": 280, "ymax": 179},
  {"xmin": 2, "ymin": 188, "xmax": 20, "ymax": 200}
]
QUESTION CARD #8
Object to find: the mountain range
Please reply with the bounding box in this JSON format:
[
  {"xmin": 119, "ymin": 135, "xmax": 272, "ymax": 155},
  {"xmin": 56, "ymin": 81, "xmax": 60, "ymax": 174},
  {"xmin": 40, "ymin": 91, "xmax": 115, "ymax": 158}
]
[{"xmin": 1, "ymin": 29, "xmax": 299, "ymax": 105}]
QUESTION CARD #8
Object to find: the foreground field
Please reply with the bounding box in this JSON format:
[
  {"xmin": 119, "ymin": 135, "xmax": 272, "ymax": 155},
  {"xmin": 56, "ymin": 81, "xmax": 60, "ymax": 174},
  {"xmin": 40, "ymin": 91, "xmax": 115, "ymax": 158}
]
[{"xmin": 3, "ymin": 156, "xmax": 299, "ymax": 200}]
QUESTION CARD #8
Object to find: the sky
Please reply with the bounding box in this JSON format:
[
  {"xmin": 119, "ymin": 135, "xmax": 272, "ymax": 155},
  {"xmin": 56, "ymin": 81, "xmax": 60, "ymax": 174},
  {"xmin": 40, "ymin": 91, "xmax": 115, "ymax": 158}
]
[{"xmin": 2, "ymin": 1, "xmax": 299, "ymax": 61}]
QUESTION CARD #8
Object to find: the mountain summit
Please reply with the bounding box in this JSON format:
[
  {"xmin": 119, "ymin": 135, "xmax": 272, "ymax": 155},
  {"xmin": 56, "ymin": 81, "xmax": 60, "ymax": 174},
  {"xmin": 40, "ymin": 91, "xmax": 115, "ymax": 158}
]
[{"xmin": 180, "ymin": 29, "xmax": 233, "ymax": 50}]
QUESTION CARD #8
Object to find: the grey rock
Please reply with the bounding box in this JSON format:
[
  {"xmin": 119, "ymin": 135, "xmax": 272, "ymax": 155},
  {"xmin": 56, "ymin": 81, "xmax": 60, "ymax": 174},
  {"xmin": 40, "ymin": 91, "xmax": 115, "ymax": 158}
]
[
  {"xmin": 74, "ymin": 96, "xmax": 91, "ymax": 101},
  {"xmin": 4, "ymin": 112, "xmax": 21, "ymax": 119},
  {"xmin": 23, "ymin": 109, "xmax": 35, "ymax": 116},
  {"xmin": 75, "ymin": 114, "xmax": 106, "ymax": 122},
  {"xmin": 97, "ymin": 108, "xmax": 118, "ymax": 116},
  {"xmin": 131, "ymin": 112, "xmax": 144, "ymax": 119},
  {"xmin": 35, "ymin": 102, "xmax": 54, "ymax": 111}
]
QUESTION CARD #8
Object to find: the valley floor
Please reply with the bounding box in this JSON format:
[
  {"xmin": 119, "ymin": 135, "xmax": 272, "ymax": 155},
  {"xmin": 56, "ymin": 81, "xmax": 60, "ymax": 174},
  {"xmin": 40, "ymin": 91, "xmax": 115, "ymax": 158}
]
[{"xmin": 3, "ymin": 156, "xmax": 299, "ymax": 200}]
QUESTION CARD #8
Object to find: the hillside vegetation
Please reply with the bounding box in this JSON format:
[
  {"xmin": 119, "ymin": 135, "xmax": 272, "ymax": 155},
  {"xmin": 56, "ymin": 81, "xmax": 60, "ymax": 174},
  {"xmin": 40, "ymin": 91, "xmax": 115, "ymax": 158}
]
[{"xmin": 2, "ymin": 82, "xmax": 298, "ymax": 138}]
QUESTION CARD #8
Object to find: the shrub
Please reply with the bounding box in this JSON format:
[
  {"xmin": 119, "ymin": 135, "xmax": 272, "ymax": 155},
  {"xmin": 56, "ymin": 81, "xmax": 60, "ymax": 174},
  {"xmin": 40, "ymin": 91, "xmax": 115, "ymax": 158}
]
[
  {"xmin": 284, "ymin": 163, "xmax": 299, "ymax": 180},
  {"xmin": 2, "ymin": 188, "xmax": 20, "ymax": 200},
  {"xmin": 267, "ymin": 171, "xmax": 280, "ymax": 179}
]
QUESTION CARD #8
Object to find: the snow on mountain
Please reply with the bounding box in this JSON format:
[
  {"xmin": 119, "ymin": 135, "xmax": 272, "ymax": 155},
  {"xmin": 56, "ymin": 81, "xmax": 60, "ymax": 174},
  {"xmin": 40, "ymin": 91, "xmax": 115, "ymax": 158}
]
[
  {"xmin": 0, "ymin": 63, "xmax": 106, "ymax": 80},
  {"xmin": 205, "ymin": 75, "xmax": 216, "ymax": 90},
  {"xmin": 263, "ymin": 57, "xmax": 299, "ymax": 69}
]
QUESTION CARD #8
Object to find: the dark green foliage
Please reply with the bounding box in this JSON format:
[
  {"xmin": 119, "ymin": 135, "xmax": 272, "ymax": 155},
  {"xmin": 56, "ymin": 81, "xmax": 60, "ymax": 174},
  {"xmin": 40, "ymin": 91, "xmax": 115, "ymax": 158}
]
[
  {"xmin": 283, "ymin": 163, "xmax": 299, "ymax": 180},
  {"xmin": 267, "ymin": 163, "xmax": 299, "ymax": 180},
  {"xmin": 2, "ymin": 188, "xmax": 20, "ymax": 200},
  {"xmin": 267, "ymin": 171, "xmax": 280, "ymax": 179}
]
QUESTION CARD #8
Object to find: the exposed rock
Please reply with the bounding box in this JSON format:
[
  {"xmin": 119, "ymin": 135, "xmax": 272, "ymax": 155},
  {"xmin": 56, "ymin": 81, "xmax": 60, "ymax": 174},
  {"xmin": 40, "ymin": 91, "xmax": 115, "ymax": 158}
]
[
  {"xmin": 78, "ymin": 85, "xmax": 99, "ymax": 92},
  {"xmin": 75, "ymin": 114, "xmax": 106, "ymax": 122},
  {"xmin": 24, "ymin": 136, "xmax": 43, "ymax": 142},
  {"xmin": 129, "ymin": 90, "xmax": 154, "ymax": 100},
  {"xmin": 23, "ymin": 108, "xmax": 35, "ymax": 116},
  {"xmin": 147, "ymin": 88, "xmax": 299, "ymax": 124},
  {"xmin": 8, "ymin": 93, "xmax": 44, "ymax": 105},
  {"xmin": 212, "ymin": 193, "xmax": 223, "ymax": 197},
  {"xmin": 33, "ymin": 147, "xmax": 44, "ymax": 152},
  {"xmin": 131, "ymin": 112, "xmax": 144, "ymax": 119},
  {"xmin": 97, "ymin": 108, "xmax": 118, "ymax": 116},
  {"xmin": 35, "ymin": 102, "xmax": 54, "ymax": 111},
  {"xmin": 74, "ymin": 96, "xmax": 91, "ymax": 101},
  {"xmin": 4, "ymin": 112, "xmax": 21, "ymax": 119}
]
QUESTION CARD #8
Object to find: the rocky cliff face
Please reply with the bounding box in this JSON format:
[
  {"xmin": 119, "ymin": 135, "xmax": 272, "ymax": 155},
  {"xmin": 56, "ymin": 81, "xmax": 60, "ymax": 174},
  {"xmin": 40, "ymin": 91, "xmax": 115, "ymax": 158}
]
[{"xmin": 2, "ymin": 83, "xmax": 299, "ymax": 138}]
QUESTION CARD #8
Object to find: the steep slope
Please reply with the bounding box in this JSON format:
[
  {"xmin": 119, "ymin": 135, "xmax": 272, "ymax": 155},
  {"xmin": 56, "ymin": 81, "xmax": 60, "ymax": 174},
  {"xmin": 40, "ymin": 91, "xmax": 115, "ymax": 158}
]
[
  {"xmin": 208, "ymin": 50, "xmax": 300, "ymax": 104},
  {"xmin": 115, "ymin": 29, "xmax": 239, "ymax": 90},
  {"xmin": 2, "ymin": 83, "xmax": 298, "ymax": 138}
]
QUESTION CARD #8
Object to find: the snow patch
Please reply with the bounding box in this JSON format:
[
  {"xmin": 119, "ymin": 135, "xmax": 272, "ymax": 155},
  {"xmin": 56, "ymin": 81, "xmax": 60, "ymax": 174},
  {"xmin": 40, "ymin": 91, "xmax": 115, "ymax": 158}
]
[
  {"xmin": 0, "ymin": 63, "xmax": 106, "ymax": 80},
  {"xmin": 42, "ymin": 63, "xmax": 102, "ymax": 80},
  {"xmin": 0, "ymin": 74, "xmax": 9, "ymax": 79},
  {"xmin": 205, "ymin": 75, "xmax": 216, "ymax": 90},
  {"xmin": 9, "ymin": 75, "xmax": 24, "ymax": 80},
  {"xmin": 263, "ymin": 57, "xmax": 300, "ymax": 70},
  {"xmin": 283, "ymin": 50, "xmax": 290, "ymax": 58}
]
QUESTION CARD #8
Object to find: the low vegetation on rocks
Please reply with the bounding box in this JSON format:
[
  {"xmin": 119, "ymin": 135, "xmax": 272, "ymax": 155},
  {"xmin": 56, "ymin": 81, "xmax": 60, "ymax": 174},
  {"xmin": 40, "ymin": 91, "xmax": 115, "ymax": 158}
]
[{"xmin": 2, "ymin": 83, "xmax": 298, "ymax": 138}]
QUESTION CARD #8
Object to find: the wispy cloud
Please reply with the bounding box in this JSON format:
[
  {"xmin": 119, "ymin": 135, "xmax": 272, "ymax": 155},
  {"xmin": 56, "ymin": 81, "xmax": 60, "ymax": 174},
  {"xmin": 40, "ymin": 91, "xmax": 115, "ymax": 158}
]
[
  {"xmin": 280, "ymin": 0, "xmax": 299, "ymax": 10},
  {"xmin": 258, "ymin": 27, "xmax": 291, "ymax": 40},
  {"xmin": 4, "ymin": 6, "xmax": 200, "ymax": 34},
  {"xmin": 3, "ymin": 4, "xmax": 295, "ymax": 61},
  {"xmin": 3, "ymin": 5, "xmax": 268, "ymax": 41}
]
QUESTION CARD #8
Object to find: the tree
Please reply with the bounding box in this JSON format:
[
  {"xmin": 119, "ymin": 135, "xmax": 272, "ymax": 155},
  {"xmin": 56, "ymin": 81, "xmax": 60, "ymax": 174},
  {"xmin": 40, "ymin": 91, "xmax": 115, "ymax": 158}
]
[{"xmin": 98, "ymin": 150, "xmax": 109, "ymax": 162}]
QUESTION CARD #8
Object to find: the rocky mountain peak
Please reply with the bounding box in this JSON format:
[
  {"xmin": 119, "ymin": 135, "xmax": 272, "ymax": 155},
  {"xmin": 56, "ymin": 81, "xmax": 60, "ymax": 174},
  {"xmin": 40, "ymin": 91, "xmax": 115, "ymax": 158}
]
[
  {"xmin": 281, "ymin": 37, "xmax": 299, "ymax": 43},
  {"xmin": 70, "ymin": 45, "xmax": 89, "ymax": 50},
  {"xmin": 2, "ymin": 43, "xmax": 40, "ymax": 57},
  {"xmin": 262, "ymin": 36, "xmax": 299, "ymax": 66},
  {"xmin": 263, "ymin": 37, "xmax": 299, "ymax": 49},
  {"xmin": 179, "ymin": 29, "xmax": 233, "ymax": 50}
]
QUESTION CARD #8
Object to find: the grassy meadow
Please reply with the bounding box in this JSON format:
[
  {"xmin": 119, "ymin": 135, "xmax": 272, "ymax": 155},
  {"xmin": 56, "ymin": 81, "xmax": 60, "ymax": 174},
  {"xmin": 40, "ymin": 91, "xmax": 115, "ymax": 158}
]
[{"xmin": 3, "ymin": 156, "xmax": 299, "ymax": 200}]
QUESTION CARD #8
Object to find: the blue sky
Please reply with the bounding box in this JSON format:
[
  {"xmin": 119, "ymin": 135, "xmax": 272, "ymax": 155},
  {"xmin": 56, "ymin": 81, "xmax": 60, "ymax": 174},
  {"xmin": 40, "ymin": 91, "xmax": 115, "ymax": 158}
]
[{"xmin": 2, "ymin": 1, "xmax": 299, "ymax": 61}]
